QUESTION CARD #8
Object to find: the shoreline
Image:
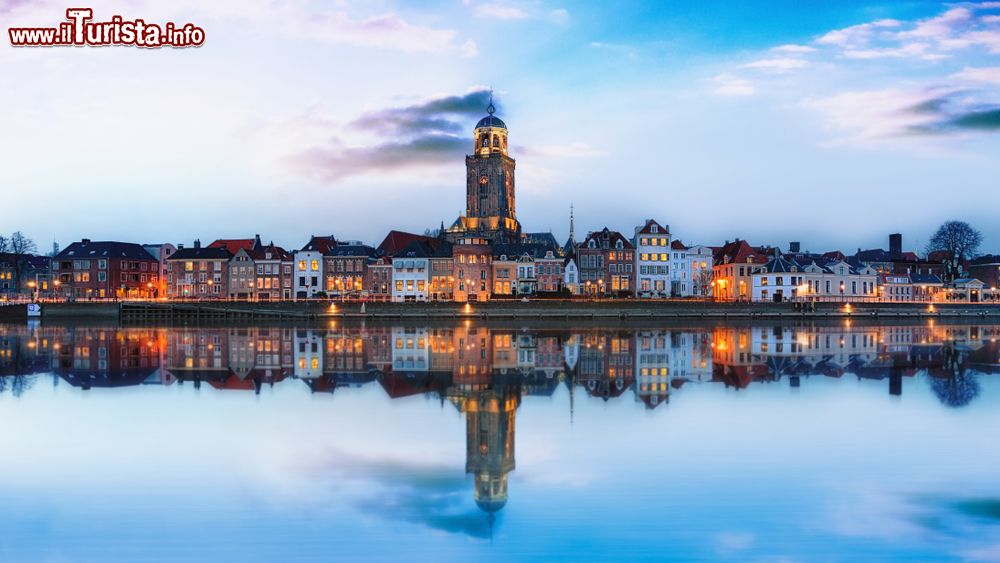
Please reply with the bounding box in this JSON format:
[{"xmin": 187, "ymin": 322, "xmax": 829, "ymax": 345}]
[{"xmin": 2, "ymin": 300, "xmax": 998, "ymax": 323}]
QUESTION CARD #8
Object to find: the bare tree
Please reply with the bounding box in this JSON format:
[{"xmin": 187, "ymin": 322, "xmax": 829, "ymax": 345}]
[
  {"xmin": 7, "ymin": 232, "xmax": 38, "ymax": 296},
  {"xmin": 0, "ymin": 235, "xmax": 9, "ymax": 253},
  {"xmin": 927, "ymin": 221, "xmax": 982, "ymax": 282}
]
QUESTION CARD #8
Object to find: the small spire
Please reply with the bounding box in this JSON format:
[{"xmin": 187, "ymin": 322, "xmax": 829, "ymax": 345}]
[
  {"xmin": 487, "ymin": 87, "xmax": 495, "ymax": 116},
  {"xmin": 569, "ymin": 204, "xmax": 575, "ymax": 242}
]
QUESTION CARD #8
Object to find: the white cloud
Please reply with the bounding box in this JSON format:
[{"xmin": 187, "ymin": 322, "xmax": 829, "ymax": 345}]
[
  {"xmin": 952, "ymin": 66, "xmax": 1000, "ymax": 84},
  {"xmin": 743, "ymin": 57, "xmax": 809, "ymax": 72},
  {"xmin": 712, "ymin": 74, "xmax": 755, "ymax": 96},
  {"xmin": 816, "ymin": 19, "xmax": 901, "ymax": 47},
  {"xmin": 842, "ymin": 42, "xmax": 938, "ymax": 60},
  {"xmin": 898, "ymin": 7, "xmax": 973, "ymax": 44},
  {"xmin": 474, "ymin": 3, "xmax": 528, "ymax": 20},
  {"xmin": 773, "ymin": 44, "xmax": 817, "ymax": 54},
  {"xmin": 800, "ymin": 87, "xmax": 950, "ymax": 145},
  {"xmin": 549, "ymin": 8, "xmax": 569, "ymax": 25}
]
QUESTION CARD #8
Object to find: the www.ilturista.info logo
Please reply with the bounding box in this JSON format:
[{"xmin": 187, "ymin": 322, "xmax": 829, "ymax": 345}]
[{"xmin": 8, "ymin": 8, "xmax": 205, "ymax": 48}]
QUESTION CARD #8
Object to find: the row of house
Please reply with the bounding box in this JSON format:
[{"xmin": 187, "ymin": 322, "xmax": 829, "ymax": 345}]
[{"xmin": 3, "ymin": 226, "xmax": 996, "ymax": 304}]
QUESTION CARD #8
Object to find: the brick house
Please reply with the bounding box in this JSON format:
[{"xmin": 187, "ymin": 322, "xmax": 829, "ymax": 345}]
[
  {"xmin": 324, "ymin": 243, "xmax": 377, "ymax": 298},
  {"xmin": 226, "ymin": 236, "xmax": 291, "ymax": 300},
  {"xmin": 578, "ymin": 228, "xmax": 635, "ymax": 296},
  {"xmin": 165, "ymin": 241, "xmax": 231, "ymax": 299},
  {"xmin": 366, "ymin": 255, "xmax": 393, "ymax": 301},
  {"xmin": 429, "ymin": 241, "xmax": 455, "ymax": 301},
  {"xmin": 52, "ymin": 239, "xmax": 160, "ymax": 300},
  {"xmin": 453, "ymin": 236, "xmax": 492, "ymax": 302},
  {"xmin": 712, "ymin": 239, "xmax": 767, "ymax": 302}
]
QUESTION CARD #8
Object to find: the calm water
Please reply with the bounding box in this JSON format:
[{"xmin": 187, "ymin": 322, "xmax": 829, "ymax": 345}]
[{"xmin": 1, "ymin": 320, "xmax": 999, "ymax": 562}]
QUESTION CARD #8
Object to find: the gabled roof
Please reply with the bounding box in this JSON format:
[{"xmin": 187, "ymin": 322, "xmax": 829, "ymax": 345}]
[
  {"xmin": 634, "ymin": 219, "xmax": 669, "ymax": 236},
  {"xmin": 249, "ymin": 242, "xmax": 290, "ymax": 261},
  {"xmin": 493, "ymin": 243, "xmax": 549, "ymax": 260},
  {"xmin": 209, "ymin": 238, "xmax": 255, "ymax": 255},
  {"xmin": 298, "ymin": 235, "xmax": 338, "ymax": 253},
  {"xmin": 969, "ymin": 254, "xmax": 1000, "ymax": 266},
  {"xmin": 522, "ymin": 232, "xmax": 559, "ymax": 250},
  {"xmin": 760, "ymin": 254, "xmax": 800, "ymax": 274},
  {"xmin": 670, "ymin": 240, "xmax": 689, "ymax": 250},
  {"xmin": 581, "ymin": 227, "xmax": 634, "ymax": 250},
  {"xmin": 910, "ymin": 273, "xmax": 943, "ymax": 284},
  {"xmin": 396, "ymin": 240, "xmax": 435, "ymax": 259},
  {"xmin": 325, "ymin": 244, "xmax": 377, "ymax": 258},
  {"xmin": 377, "ymin": 230, "xmax": 436, "ymax": 257},
  {"xmin": 55, "ymin": 240, "xmax": 158, "ymax": 261},
  {"xmin": 713, "ymin": 239, "xmax": 766, "ymax": 266},
  {"xmin": 167, "ymin": 247, "xmax": 232, "ymax": 261}
]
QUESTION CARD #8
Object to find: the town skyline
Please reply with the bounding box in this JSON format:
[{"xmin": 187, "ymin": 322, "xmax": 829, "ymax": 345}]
[{"xmin": 2, "ymin": 1, "xmax": 999, "ymax": 251}]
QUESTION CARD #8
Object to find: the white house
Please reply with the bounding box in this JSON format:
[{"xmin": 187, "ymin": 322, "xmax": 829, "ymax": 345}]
[
  {"xmin": 669, "ymin": 242, "xmax": 713, "ymax": 297},
  {"xmin": 391, "ymin": 240, "xmax": 432, "ymax": 302},
  {"xmin": 563, "ymin": 250, "xmax": 580, "ymax": 295},
  {"xmin": 753, "ymin": 254, "xmax": 879, "ymax": 302},
  {"xmin": 633, "ymin": 219, "xmax": 671, "ymax": 297},
  {"xmin": 293, "ymin": 235, "xmax": 336, "ymax": 300}
]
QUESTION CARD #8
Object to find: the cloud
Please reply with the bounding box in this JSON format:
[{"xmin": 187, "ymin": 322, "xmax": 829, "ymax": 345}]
[
  {"xmin": 743, "ymin": 57, "xmax": 809, "ymax": 72},
  {"xmin": 813, "ymin": 5, "xmax": 1000, "ymax": 59},
  {"xmin": 816, "ymin": 19, "xmax": 902, "ymax": 47},
  {"xmin": 463, "ymin": 1, "xmax": 567, "ymax": 24},
  {"xmin": 712, "ymin": 74, "xmax": 755, "ymax": 97},
  {"xmin": 953, "ymin": 66, "xmax": 1000, "ymax": 85},
  {"xmin": 773, "ymin": 44, "xmax": 817, "ymax": 54},
  {"xmin": 286, "ymin": 88, "xmax": 492, "ymax": 181},
  {"xmin": 300, "ymin": 448, "xmax": 494, "ymax": 539},
  {"xmin": 803, "ymin": 87, "xmax": 1000, "ymax": 144},
  {"xmin": 549, "ymin": 8, "xmax": 569, "ymax": 24},
  {"xmin": 474, "ymin": 3, "xmax": 528, "ymax": 20}
]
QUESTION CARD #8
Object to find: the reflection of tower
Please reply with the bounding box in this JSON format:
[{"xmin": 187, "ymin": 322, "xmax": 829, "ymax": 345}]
[{"xmin": 464, "ymin": 384, "xmax": 519, "ymax": 514}]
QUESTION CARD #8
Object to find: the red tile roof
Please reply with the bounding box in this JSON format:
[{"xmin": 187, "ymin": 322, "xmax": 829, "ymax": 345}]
[
  {"xmin": 377, "ymin": 230, "xmax": 436, "ymax": 257},
  {"xmin": 209, "ymin": 239, "xmax": 255, "ymax": 255}
]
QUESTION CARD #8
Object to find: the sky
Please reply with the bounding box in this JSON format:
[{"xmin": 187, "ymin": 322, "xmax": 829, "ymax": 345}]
[{"xmin": 1, "ymin": 0, "xmax": 999, "ymax": 255}]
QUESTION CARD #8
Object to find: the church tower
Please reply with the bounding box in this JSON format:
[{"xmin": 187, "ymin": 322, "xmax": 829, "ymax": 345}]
[{"xmin": 447, "ymin": 94, "xmax": 522, "ymax": 243}]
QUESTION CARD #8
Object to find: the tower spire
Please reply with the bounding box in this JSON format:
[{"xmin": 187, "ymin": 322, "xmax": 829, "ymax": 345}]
[
  {"xmin": 569, "ymin": 204, "xmax": 575, "ymax": 242},
  {"xmin": 487, "ymin": 88, "xmax": 495, "ymax": 116}
]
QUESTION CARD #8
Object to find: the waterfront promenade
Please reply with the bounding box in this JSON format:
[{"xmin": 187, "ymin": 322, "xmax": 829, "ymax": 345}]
[{"xmin": 2, "ymin": 299, "xmax": 998, "ymax": 322}]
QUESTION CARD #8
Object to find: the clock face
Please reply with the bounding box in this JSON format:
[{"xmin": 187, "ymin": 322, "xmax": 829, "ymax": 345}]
[{"xmin": 479, "ymin": 175, "xmax": 488, "ymax": 185}]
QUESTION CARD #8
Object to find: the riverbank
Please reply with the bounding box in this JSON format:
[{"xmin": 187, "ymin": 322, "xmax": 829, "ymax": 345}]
[{"xmin": 2, "ymin": 300, "xmax": 998, "ymax": 323}]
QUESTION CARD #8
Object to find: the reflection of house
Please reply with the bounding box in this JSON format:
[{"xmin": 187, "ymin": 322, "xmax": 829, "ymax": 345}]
[
  {"xmin": 635, "ymin": 330, "xmax": 670, "ymax": 409},
  {"xmin": 51, "ymin": 328, "xmax": 164, "ymax": 389}
]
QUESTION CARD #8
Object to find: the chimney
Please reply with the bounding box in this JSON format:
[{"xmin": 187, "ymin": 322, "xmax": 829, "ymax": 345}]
[
  {"xmin": 178, "ymin": 244, "xmax": 184, "ymax": 249},
  {"xmin": 194, "ymin": 238, "xmax": 201, "ymax": 249},
  {"xmin": 789, "ymin": 241, "xmax": 800, "ymax": 253},
  {"xmin": 889, "ymin": 233, "xmax": 902, "ymax": 255},
  {"xmin": 81, "ymin": 238, "xmax": 91, "ymax": 244},
  {"xmin": 254, "ymin": 234, "xmax": 262, "ymax": 248}
]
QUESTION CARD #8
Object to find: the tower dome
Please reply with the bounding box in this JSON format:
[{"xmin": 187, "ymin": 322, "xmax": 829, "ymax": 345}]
[{"xmin": 474, "ymin": 96, "xmax": 508, "ymax": 156}]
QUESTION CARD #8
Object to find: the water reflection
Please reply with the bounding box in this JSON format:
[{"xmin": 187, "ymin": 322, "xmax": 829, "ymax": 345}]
[{"xmin": 1, "ymin": 320, "xmax": 999, "ymax": 528}]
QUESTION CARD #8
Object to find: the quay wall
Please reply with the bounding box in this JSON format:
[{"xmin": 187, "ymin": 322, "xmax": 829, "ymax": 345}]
[{"xmin": 3, "ymin": 301, "xmax": 998, "ymax": 323}]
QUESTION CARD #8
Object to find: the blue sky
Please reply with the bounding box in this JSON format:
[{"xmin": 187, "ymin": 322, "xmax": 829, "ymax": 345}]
[{"xmin": 1, "ymin": 0, "xmax": 999, "ymax": 254}]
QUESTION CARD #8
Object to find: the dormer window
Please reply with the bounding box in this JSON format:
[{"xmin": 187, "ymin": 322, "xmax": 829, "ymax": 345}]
[
  {"xmin": 615, "ymin": 240, "xmax": 624, "ymax": 249},
  {"xmin": 588, "ymin": 240, "xmax": 596, "ymax": 249},
  {"xmin": 651, "ymin": 225, "xmax": 658, "ymax": 233}
]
